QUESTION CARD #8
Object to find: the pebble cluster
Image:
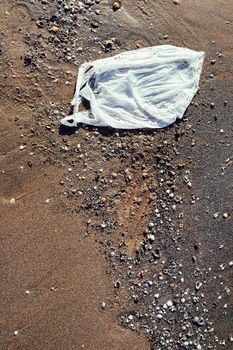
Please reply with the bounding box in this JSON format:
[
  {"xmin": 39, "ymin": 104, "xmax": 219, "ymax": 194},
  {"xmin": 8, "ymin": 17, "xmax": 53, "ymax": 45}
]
[{"xmin": 32, "ymin": 0, "xmax": 121, "ymax": 64}]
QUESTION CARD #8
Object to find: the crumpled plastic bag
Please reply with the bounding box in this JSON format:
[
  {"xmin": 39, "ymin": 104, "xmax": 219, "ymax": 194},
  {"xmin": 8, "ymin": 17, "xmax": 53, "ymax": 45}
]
[{"xmin": 61, "ymin": 45, "xmax": 205, "ymax": 129}]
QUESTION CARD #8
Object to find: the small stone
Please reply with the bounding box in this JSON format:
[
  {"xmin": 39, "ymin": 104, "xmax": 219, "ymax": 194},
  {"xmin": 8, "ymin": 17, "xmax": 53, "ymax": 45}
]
[
  {"xmin": 25, "ymin": 290, "xmax": 30, "ymax": 294},
  {"xmin": 195, "ymin": 281, "xmax": 202, "ymax": 291},
  {"xmin": 114, "ymin": 280, "xmax": 121, "ymax": 288},
  {"xmin": 147, "ymin": 234, "xmax": 155, "ymax": 242},
  {"xmin": 210, "ymin": 59, "xmax": 216, "ymax": 65},
  {"xmin": 112, "ymin": 1, "xmax": 121, "ymax": 11},
  {"xmin": 51, "ymin": 25, "xmax": 59, "ymax": 33},
  {"xmin": 45, "ymin": 199, "xmax": 50, "ymax": 203},
  {"xmin": 91, "ymin": 21, "xmax": 99, "ymax": 29},
  {"xmin": 100, "ymin": 197, "xmax": 107, "ymax": 204},
  {"xmin": 19, "ymin": 145, "xmax": 26, "ymax": 150},
  {"xmin": 192, "ymin": 255, "xmax": 197, "ymax": 263},
  {"xmin": 229, "ymin": 335, "xmax": 233, "ymax": 342},
  {"xmin": 166, "ymin": 300, "xmax": 173, "ymax": 307},
  {"xmin": 220, "ymin": 263, "xmax": 225, "ymax": 271},
  {"xmin": 152, "ymin": 249, "xmax": 161, "ymax": 259},
  {"xmin": 13, "ymin": 330, "xmax": 19, "ymax": 336},
  {"xmin": 103, "ymin": 39, "xmax": 113, "ymax": 51},
  {"xmin": 192, "ymin": 316, "xmax": 200, "ymax": 325},
  {"xmin": 101, "ymin": 302, "xmax": 106, "ymax": 309},
  {"xmin": 187, "ymin": 181, "xmax": 192, "ymax": 188},
  {"xmin": 173, "ymin": 0, "xmax": 180, "ymax": 4},
  {"xmin": 210, "ymin": 102, "xmax": 215, "ymax": 109},
  {"xmin": 10, "ymin": 198, "xmax": 16, "ymax": 204},
  {"xmin": 154, "ymin": 293, "xmax": 159, "ymax": 299},
  {"xmin": 192, "ymin": 296, "xmax": 198, "ymax": 304},
  {"xmin": 101, "ymin": 222, "xmax": 106, "ymax": 229},
  {"xmin": 223, "ymin": 212, "xmax": 229, "ymax": 218},
  {"xmin": 187, "ymin": 332, "xmax": 193, "ymax": 338}
]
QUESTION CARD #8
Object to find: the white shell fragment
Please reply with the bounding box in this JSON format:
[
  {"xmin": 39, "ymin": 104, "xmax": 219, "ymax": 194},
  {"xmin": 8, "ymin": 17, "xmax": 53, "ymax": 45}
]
[{"xmin": 61, "ymin": 45, "xmax": 205, "ymax": 129}]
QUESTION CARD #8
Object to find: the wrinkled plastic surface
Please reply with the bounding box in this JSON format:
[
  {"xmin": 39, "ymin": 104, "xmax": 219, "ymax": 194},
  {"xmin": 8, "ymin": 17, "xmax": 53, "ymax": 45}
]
[{"xmin": 61, "ymin": 45, "xmax": 205, "ymax": 129}]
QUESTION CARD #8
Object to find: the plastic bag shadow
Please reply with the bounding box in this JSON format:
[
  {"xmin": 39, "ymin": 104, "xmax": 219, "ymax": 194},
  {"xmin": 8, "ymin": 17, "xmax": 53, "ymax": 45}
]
[{"xmin": 59, "ymin": 105, "xmax": 78, "ymax": 135}]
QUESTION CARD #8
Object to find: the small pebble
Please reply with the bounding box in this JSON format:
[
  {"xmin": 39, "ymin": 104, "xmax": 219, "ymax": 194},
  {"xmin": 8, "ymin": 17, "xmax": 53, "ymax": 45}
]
[
  {"xmin": 147, "ymin": 234, "xmax": 155, "ymax": 241},
  {"xmin": 114, "ymin": 280, "xmax": 121, "ymax": 288},
  {"xmin": 91, "ymin": 21, "xmax": 99, "ymax": 29},
  {"xmin": 51, "ymin": 25, "xmax": 59, "ymax": 33},
  {"xmin": 10, "ymin": 198, "xmax": 16, "ymax": 204},
  {"xmin": 166, "ymin": 300, "xmax": 173, "ymax": 307},
  {"xmin": 112, "ymin": 1, "xmax": 121, "ymax": 11},
  {"xmin": 195, "ymin": 281, "xmax": 202, "ymax": 291}
]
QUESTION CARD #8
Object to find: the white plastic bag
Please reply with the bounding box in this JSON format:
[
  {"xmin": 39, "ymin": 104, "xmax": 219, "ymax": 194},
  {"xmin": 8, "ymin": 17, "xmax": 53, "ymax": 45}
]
[{"xmin": 61, "ymin": 45, "xmax": 205, "ymax": 129}]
